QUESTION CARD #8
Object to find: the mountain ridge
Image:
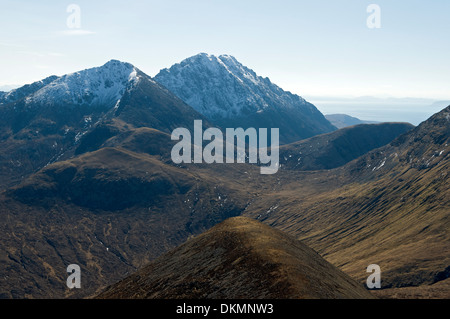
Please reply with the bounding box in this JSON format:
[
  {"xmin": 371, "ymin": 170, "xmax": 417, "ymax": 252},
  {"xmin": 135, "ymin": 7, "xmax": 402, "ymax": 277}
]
[
  {"xmin": 0, "ymin": 59, "xmax": 208, "ymax": 190},
  {"xmin": 97, "ymin": 217, "xmax": 375, "ymax": 299},
  {"xmin": 279, "ymin": 122, "xmax": 414, "ymax": 171},
  {"xmin": 155, "ymin": 53, "xmax": 337, "ymax": 144},
  {"xmin": 0, "ymin": 60, "xmax": 139, "ymax": 108}
]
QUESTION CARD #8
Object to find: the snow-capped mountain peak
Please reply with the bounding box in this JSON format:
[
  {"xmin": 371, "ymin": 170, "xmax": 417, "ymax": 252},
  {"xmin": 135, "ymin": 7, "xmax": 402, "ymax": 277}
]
[
  {"xmin": 25, "ymin": 60, "xmax": 141, "ymax": 107},
  {"xmin": 155, "ymin": 53, "xmax": 336, "ymax": 143},
  {"xmin": 155, "ymin": 53, "xmax": 308, "ymax": 119}
]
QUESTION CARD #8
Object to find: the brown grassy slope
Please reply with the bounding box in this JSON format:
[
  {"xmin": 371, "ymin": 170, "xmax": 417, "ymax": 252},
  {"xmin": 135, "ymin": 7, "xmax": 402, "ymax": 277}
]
[
  {"xmin": 0, "ymin": 147, "xmax": 254, "ymax": 299},
  {"xmin": 245, "ymin": 159, "xmax": 449, "ymax": 288},
  {"xmin": 97, "ymin": 217, "xmax": 375, "ymax": 299},
  {"xmin": 243, "ymin": 106, "xmax": 450, "ymax": 289},
  {"xmin": 372, "ymin": 278, "xmax": 450, "ymax": 299},
  {"xmin": 1, "ymin": 106, "xmax": 447, "ymax": 298}
]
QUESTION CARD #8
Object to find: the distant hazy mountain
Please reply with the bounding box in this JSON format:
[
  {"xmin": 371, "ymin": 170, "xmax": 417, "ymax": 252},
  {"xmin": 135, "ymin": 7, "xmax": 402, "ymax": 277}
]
[
  {"xmin": 308, "ymin": 96, "xmax": 447, "ymax": 125},
  {"xmin": 155, "ymin": 53, "xmax": 336, "ymax": 144},
  {"xmin": 431, "ymin": 100, "xmax": 450, "ymax": 109},
  {"xmin": 97, "ymin": 217, "xmax": 374, "ymax": 299},
  {"xmin": 0, "ymin": 84, "xmax": 21, "ymax": 92},
  {"xmin": 325, "ymin": 113, "xmax": 379, "ymax": 129}
]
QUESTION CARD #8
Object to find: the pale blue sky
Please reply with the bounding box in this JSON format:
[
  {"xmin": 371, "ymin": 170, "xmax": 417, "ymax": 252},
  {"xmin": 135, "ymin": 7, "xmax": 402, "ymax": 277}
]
[{"xmin": 1, "ymin": 0, "xmax": 449, "ymax": 100}]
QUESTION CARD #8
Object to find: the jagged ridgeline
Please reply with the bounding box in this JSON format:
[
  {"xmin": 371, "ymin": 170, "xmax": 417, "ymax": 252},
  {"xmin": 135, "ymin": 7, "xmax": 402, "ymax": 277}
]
[{"xmin": 155, "ymin": 53, "xmax": 337, "ymax": 144}]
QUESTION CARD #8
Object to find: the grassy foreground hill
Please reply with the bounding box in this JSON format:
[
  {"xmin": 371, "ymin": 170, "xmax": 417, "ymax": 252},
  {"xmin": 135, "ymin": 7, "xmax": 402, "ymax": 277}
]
[{"xmin": 97, "ymin": 217, "xmax": 375, "ymax": 299}]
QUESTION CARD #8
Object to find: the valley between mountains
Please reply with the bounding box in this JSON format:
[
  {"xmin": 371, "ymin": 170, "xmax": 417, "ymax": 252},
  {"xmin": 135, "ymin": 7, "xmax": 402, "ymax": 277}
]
[{"xmin": 0, "ymin": 55, "xmax": 448, "ymax": 299}]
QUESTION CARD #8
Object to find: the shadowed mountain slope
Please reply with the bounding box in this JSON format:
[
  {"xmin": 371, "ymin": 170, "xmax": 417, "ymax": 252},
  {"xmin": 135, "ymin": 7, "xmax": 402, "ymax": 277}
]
[{"xmin": 279, "ymin": 122, "xmax": 414, "ymax": 171}]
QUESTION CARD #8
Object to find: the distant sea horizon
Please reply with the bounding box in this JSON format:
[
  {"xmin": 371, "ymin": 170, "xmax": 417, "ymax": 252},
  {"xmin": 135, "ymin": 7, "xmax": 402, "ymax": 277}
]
[{"xmin": 306, "ymin": 96, "xmax": 450, "ymax": 126}]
